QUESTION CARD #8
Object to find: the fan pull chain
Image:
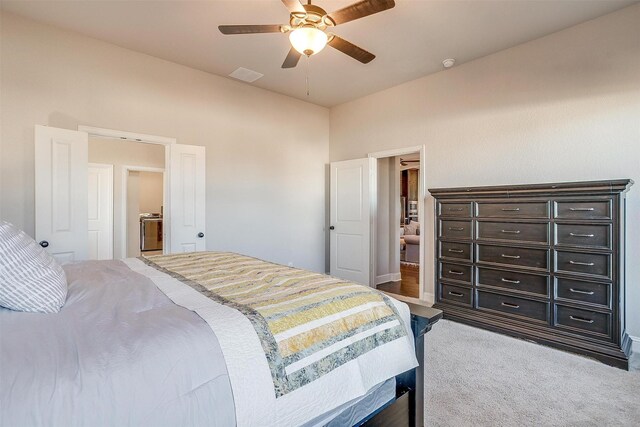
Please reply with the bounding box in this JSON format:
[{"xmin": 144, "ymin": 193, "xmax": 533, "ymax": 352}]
[{"xmin": 305, "ymin": 55, "xmax": 310, "ymax": 97}]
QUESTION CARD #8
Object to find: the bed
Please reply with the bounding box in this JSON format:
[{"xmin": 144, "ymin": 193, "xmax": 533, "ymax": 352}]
[{"xmin": 0, "ymin": 251, "xmax": 441, "ymax": 426}]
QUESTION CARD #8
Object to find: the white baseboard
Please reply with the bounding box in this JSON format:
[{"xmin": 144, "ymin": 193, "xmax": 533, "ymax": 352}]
[
  {"xmin": 375, "ymin": 272, "xmax": 402, "ymax": 285},
  {"xmin": 630, "ymin": 335, "xmax": 640, "ymax": 353},
  {"xmin": 422, "ymin": 292, "xmax": 435, "ymax": 305}
]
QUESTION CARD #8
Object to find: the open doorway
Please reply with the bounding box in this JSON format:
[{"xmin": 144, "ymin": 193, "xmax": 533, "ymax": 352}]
[
  {"xmin": 127, "ymin": 170, "xmax": 164, "ymax": 257},
  {"xmin": 34, "ymin": 124, "xmax": 206, "ymax": 263},
  {"xmin": 87, "ymin": 136, "xmax": 165, "ymax": 260},
  {"xmin": 369, "ymin": 147, "xmax": 425, "ymax": 301}
]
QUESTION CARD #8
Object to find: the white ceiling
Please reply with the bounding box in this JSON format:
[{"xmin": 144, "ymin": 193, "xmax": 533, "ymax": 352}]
[{"xmin": 2, "ymin": 0, "xmax": 636, "ymax": 107}]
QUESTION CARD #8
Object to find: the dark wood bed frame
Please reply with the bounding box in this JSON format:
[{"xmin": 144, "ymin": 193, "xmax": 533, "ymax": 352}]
[{"xmin": 361, "ymin": 303, "xmax": 443, "ymax": 427}]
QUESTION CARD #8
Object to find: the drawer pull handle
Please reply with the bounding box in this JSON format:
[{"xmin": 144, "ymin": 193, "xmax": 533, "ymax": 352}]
[
  {"xmin": 448, "ymin": 227, "xmax": 465, "ymax": 231},
  {"xmin": 448, "ymin": 291, "xmax": 464, "ymax": 297},
  {"xmin": 448, "ymin": 249, "xmax": 464, "ymax": 254},
  {"xmin": 448, "ymin": 270, "xmax": 465, "ymax": 276},
  {"xmin": 569, "ymin": 207, "xmax": 595, "ymax": 212},
  {"xmin": 501, "ymin": 302, "xmax": 520, "ymax": 309},
  {"xmin": 569, "ymin": 232, "xmax": 595, "ymax": 238},
  {"xmin": 569, "ymin": 260, "xmax": 595, "ymax": 266},
  {"xmin": 501, "ymin": 208, "xmax": 521, "ymax": 212},
  {"xmin": 501, "ymin": 278, "xmax": 521, "ymax": 284},
  {"xmin": 570, "ymin": 288, "xmax": 595, "ymax": 295},
  {"xmin": 448, "ymin": 207, "xmax": 464, "ymax": 212},
  {"xmin": 501, "ymin": 230, "xmax": 521, "ymax": 234},
  {"xmin": 501, "ymin": 254, "xmax": 521, "ymax": 259},
  {"xmin": 569, "ymin": 315, "xmax": 594, "ymax": 324}
]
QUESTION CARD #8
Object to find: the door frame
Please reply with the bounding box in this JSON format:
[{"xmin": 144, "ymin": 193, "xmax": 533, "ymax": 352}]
[
  {"xmin": 88, "ymin": 163, "xmax": 114, "ymax": 259},
  {"xmin": 78, "ymin": 126, "xmax": 175, "ymax": 257},
  {"xmin": 122, "ymin": 165, "xmax": 165, "ymax": 258},
  {"xmin": 367, "ymin": 145, "xmax": 428, "ymax": 302}
]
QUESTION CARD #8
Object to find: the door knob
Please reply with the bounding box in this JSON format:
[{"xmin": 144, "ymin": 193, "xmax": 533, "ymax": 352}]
[
  {"xmin": 329, "ymin": 226, "xmax": 335, "ymax": 230},
  {"xmin": 197, "ymin": 232, "xmax": 204, "ymax": 238},
  {"xmin": 39, "ymin": 240, "xmax": 49, "ymax": 248}
]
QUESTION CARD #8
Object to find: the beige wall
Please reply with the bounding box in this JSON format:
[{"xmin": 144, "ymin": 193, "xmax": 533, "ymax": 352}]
[
  {"xmin": 0, "ymin": 12, "xmax": 330, "ymax": 272},
  {"xmin": 89, "ymin": 137, "xmax": 165, "ymax": 258},
  {"xmin": 138, "ymin": 171, "xmax": 163, "ymax": 214},
  {"xmin": 330, "ymin": 5, "xmax": 640, "ymax": 336}
]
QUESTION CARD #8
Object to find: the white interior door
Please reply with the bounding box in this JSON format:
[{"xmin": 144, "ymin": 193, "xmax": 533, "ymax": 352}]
[
  {"xmin": 330, "ymin": 158, "xmax": 374, "ymax": 286},
  {"xmin": 35, "ymin": 125, "xmax": 89, "ymax": 264},
  {"xmin": 167, "ymin": 144, "xmax": 206, "ymax": 253},
  {"xmin": 88, "ymin": 163, "xmax": 113, "ymax": 260}
]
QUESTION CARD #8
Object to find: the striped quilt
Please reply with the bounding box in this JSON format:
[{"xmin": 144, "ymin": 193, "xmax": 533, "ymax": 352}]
[{"xmin": 142, "ymin": 252, "xmax": 408, "ymax": 397}]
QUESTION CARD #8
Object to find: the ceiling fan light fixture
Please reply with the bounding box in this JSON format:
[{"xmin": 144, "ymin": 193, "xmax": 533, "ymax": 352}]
[{"xmin": 289, "ymin": 26, "xmax": 327, "ymax": 56}]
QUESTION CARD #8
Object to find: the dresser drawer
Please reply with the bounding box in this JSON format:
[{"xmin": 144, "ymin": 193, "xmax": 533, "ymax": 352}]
[
  {"xmin": 476, "ymin": 202, "xmax": 549, "ymax": 219},
  {"xmin": 477, "ymin": 221, "xmax": 549, "ymax": 245},
  {"xmin": 439, "ymin": 262, "xmax": 472, "ymax": 284},
  {"xmin": 554, "ymin": 200, "xmax": 612, "ymax": 220},
  {"xmin": 438, "ymin": 202, "xmax": 472, "ymax": 218},
  {"xmin": 439, "ymin": 220, "xmax": 472, "ymax": 240},
  {"xmin": 555, "ymin": 305, "xmax": 611, "ymax": 338},
  {"xmin": 555, "ymin": 251, "xmax": 611, "ymax": 279},
  {"xmin": 477, "ymin": 267, "xmax": 549, "ymax": 297},
  {"xmin": 439, "ymin": 283, "xmax": 472, "ymax": 307},
  {"xmin": 476, "ymin": 244, "xmax": 549, "ymax": 271},
  {"xmin": 477, "ymin": 291, "xmax": 548, "ymax": 323},
  {"xmin": 555, "ymin": 278, "xmax": 610, "ymax": 308},
  {"xmin": 439, "ymin": 241, "xmax": 472, "ymax": 262},
  {"xmin": 555, "ymin": 224, "xmax": 611, "ymax": 250}
]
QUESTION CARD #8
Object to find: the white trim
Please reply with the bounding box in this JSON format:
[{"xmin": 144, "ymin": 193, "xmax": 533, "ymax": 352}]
[
  {"xmin": 630, "ymin": 335, "xmax": 640, "ymax": 353},
  {"xmin": 422, "ymin": 292, "xmax": 435, "ymax": 305},
  {"xmin": 368, "ymin": 145, "xmax": 427, "ymax": 302},
  {"xmin": 121, "ymin": 165, "xmax": 165, "ymax": 258},
  {"xmin": 368, "ymin": 146, "xmax": 423, "ymax": 159},
  {"xmin": 78, "ymin": 125, "xmax": 177, "ymax": 146},
  {"xmin": 374, "ymin": 273, "xmax": 402, "ymax": 286},
  {"xmin": 369, "ymin": 157, "xmax": 377, "ymax": 288}
]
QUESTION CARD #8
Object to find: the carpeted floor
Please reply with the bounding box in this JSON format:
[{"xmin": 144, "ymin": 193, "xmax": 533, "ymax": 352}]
[{"xmin": 424, "ymin": 320, "xmax": 640, "ymax": 426}]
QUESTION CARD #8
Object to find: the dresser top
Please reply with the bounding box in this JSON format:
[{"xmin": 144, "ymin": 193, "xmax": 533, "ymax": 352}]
[{"xmin": 429, "ymin": 179, "xmax": 633, "ymax": 198}]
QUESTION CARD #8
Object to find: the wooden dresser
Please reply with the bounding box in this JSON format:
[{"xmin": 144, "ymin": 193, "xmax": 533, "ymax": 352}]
[{"xmin": 430, "ymin": 180, "xmax": 633, "ymax": 369}]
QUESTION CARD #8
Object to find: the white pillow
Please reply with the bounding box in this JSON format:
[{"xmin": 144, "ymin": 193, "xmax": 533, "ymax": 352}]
[
  {"xmin": 411, "ymin": 220, "xmax": 420, "ymax": 236},
  {"xmin": 404, "ymin": 221, "xmax": 420, "ymax": 235},
  {"xmin": 0, "ymin": 220, "xmax": 67, "ymax": 313}
]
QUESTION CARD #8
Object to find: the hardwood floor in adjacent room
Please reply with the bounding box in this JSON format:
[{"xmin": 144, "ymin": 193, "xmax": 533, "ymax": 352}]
[{"xmin": 377, "ymin": 263, "xmax": 419, "ymax": 298}]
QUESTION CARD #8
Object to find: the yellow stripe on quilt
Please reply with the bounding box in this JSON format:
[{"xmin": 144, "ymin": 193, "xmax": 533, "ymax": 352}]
[
  {"xmin": 225, "ymin": 275, "xmax": 335, "ymax": 301},
  {"xmin": 278, "ymin": 304, "xmax": 395, "ymax": 357},
  {"xmin": 235, "ymin": 277, "xmax": 345, "ymax": 305},
  {"xmin": 254, "ymin": 284, "xmax": 362, "ymax": 311},
  {"xmin": 268, "ymin": 293, "xmax": 383, "ymax": 335},
  {"xmin": 203, "ymin": 272, "xmax": 319, "ymax": 298},
  {"xmin": 257, "ymin": 285, "xmax": 368, "ymax": 317}
]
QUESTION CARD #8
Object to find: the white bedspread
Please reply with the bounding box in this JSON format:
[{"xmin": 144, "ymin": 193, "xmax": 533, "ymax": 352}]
[{"xmin": 125, "ymin": 257, "xmax": 418, "ymax": 427}]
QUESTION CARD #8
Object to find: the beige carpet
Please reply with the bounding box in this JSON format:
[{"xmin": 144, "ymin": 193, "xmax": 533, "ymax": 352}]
[{"xmin": 425, "ymin": 320, "xmax": 640, "ymax": 426}]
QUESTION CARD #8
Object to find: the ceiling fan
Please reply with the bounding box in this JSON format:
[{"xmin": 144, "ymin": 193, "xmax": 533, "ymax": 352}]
[{"xmin": 218, "ymin": 0, "xmax": 396, "ymax": 68}]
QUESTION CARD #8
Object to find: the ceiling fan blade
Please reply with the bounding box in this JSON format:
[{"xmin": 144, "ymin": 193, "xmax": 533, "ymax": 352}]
[
  {"xmin": 281, "ymin": 0, "xmax": 306, "ymax": 15},
  {"xmin": 282, "ymin": 47, "xmax": 302, "ymax": 68},
  {"xmin": 328, "ymin": 35, "xmax": 375, "ymax": 64},
  {"xmin": 326, "ymin": 0, "xmax": 395, "ymax": 25},
  {"xmin": 218, "ymin": 24, "xmax": 282, "ymax": 35}
]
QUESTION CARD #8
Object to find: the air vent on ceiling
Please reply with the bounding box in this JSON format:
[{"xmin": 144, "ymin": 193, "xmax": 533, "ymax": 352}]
[{"xmin": 228, "ymin": 67, "xmax": 264, "ymax": 83}]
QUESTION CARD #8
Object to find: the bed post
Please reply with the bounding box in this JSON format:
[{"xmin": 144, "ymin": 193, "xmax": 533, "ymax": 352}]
[
  {"xmin": 361, "ymin": 303, "xmax": 442, "ymax": 427},
  {"xmin": 402, "ymin": 303, "xmax": 442, "ymax": 427}
]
